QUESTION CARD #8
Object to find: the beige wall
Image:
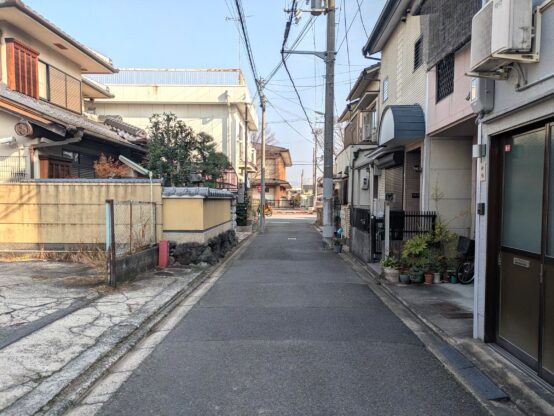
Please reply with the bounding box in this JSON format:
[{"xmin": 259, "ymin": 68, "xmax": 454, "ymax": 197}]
[
  {"xmin": 0, "ymin": 182, "xmax": 163, "ymax": 249},
  {"xmin": 378, "ymin": 12, "xmax": 426, "ymax": 121},
  {"xmin": 163, "ymin": 198, "xmax": 204, "ymax": 231},
  {"xmin": 162, "ymin": 196, "xmax": 232, "ymax": 244},
  {"xmin": 427, "ymin": 137, "xmax": 473, "ymax": 236}
]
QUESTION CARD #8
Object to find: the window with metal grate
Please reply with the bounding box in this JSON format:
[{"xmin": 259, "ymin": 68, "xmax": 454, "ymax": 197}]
[
  {"xmin": 414, "ymin": 36, "xmax": 423, "ymax": 71},
  {"xmin": 436, "ymin": 53, "xmax": 455, "ymax": 102}
]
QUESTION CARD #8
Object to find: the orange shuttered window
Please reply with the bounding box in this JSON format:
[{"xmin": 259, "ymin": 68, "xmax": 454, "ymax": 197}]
[{"xmin": 6, "ymin": 39, "xmax": 39, "ymax": 98}]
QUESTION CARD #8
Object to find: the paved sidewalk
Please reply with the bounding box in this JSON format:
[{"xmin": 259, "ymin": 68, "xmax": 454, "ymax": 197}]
[{"xmin": 347, "ymin": 254, "xmax": 554, "ymax": 415}]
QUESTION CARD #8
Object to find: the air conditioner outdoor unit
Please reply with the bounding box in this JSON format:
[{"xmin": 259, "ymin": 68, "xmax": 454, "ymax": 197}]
[{"xmin": 470, "ymin": 0, "xmax": 538, "ymax": 74}]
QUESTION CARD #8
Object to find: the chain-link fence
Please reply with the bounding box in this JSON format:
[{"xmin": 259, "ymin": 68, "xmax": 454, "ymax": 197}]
[{"xmin": 105, "ymin": 199, "xmax": 157, "ymax": 286}]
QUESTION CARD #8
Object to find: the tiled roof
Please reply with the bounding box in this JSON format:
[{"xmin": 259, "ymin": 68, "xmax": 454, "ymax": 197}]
[
  {"xmin": 0, "ymin": 83, "xmax": 145, "ymax": 151},
  {"xmin": 162, "ymin": 187, "xmax": 235, "ymax": 199}
]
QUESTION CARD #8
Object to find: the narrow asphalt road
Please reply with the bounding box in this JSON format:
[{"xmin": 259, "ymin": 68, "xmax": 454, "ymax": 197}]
[{"xmin": 98, "ymin": 215, "xmax": 485, "ymax": 416}]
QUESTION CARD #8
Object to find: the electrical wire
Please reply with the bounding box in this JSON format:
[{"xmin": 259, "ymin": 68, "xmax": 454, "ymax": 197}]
[
  {"xmin": 265, "ymin": 15, "xmax": 317, "ymax": 86},
  {"xmin": 336, "ymin": 0, "xmax": 365, "ymax": 54},
  {"xmin": 355, "ymin": 0, "xmax": 369, "ymax": 37},
  {"xmin": 280, "ymin": 0, "xmax": 316, "ymax": 136},
  {"xmin": 234, "ymin": 0, "xmax": 264, "ymax": 102},
  {"xmin": 342, "ymin": 0, "xmax": 352, "ymax": 89}
]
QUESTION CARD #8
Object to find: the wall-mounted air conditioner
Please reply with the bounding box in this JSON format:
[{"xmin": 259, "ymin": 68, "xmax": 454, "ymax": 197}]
[{"xmin": 469, "ymin": 0, "xmax": 540, "ymax": 76}]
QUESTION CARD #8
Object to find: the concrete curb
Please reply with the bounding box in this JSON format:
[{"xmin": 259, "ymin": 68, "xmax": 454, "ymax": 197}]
[
  {"xmin": 4, "ymin": 233, "xmax": 255, "ymax": 416},
  {"xmin": 339, "ymin": 251, "xmax": 523, "ymax": 416}
]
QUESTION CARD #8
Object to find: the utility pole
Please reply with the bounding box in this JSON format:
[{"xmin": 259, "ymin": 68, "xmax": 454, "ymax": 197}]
[
  {"xmin": 322, "ymin": 0, "xmax": 335, "ymax": 243},
  {"xmin": 312, "ymin": 138, "xmax": 317, "ymax": 210},
  {"xmin": 244, "ymin": 103, "xmax": 248, "ymax": 202},
  {"xmin": 259, "ymin": 95, "xmax": 267, "ymax": 232}
]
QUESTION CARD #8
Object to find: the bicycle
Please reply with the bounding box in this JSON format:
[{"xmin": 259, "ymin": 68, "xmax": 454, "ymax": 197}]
[
  {"xmin": 456, "ymin": 236, "xmax": 475, "ymax": 285},
  {"xmin": 258, "ymin": 204, "xmax": 273, "ymax": 217}
]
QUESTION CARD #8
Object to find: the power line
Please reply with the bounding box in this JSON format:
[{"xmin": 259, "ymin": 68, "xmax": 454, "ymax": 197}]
[
  {"xmin": 336, "ymin": 0, "xmax": 365, "ymax": 54},
  {"xmin": 280, "ymin": 0, "xmax": 316, "ymax": 136},
  {"xmin": 265, "ymin": 15, "xmax": 317, "ymax": 86},
  {"xmin": 355, "ymin": 0, "xmax": 369, "ymax": 37},
  {"xmin": 234, "ymin": 0, "xmax": 264, "ymax": 101},
  {"xmin": 266, "ymin": 99, "xmax": 314, "ymax": 145},
  {"xmin": 342, "ymin": 0, "xmax": 352, "ymax": 89}
]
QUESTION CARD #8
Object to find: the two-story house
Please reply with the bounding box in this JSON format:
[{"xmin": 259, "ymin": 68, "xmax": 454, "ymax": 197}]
[
  {"xmin": 0, "ymin": 0, "xmax": 146, "ymax": 181},
  {"xmin": 359, "ymin": 0, "xmax": 479, "ymax": 242},
  {"xmin": 86, "ymin": 68, "xmax": 259, "ymax": 186},
  {"xmin": 336, "ymin": 64, "xmax": 380, "ymax": 260},
  {"xmin": 251, "ymin": 144, "xmax": 292, "ymax": 208},
  {"xmin": 471, "ymin": 0, "xmax": 554, "ymax": 386}
]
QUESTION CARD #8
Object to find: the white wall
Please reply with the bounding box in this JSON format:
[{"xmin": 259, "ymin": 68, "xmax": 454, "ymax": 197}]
[{"xmin": 427, "ymin": 137, "xmax": 473, "ymax": 236}]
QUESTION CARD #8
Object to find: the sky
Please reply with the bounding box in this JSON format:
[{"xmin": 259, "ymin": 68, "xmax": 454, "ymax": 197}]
[{"xmin": 25, "ymin": 0, "xmax": 386, "ymax": 186}]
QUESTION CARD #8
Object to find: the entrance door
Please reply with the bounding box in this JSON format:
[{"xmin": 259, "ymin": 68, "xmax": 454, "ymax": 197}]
[{"xmin": 498, "ymin": 124, "xmax": 554, "ymax": 383}]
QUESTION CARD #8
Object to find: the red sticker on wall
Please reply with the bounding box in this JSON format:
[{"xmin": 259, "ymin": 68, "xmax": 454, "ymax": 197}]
[{"xmin": 505, "ymin": 144, "xmax": 511, "ymax": 152}]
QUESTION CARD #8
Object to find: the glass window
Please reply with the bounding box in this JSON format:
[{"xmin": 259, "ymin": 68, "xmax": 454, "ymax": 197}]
[
  {"xmin": 382, "ymin": 78, "xmax": 389, "ymax": 102},
  {"xmin": 501, "ymin": 129, "xmax": 545, "ymax": 254}
]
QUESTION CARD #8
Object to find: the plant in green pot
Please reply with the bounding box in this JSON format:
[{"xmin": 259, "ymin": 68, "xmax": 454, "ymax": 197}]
[{"xmin": 402, "ymin": 233, "xmax": 431, "ymax": 284}]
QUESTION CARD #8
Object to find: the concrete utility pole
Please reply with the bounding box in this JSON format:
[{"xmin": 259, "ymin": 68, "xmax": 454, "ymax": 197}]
[
  {"xmin": 322, "ymin": 0, "xmax": 336, "ymax": 242},
  {"xmin": 312, "ymin": 138, "xmax": 317, "ymax": 210},
  {"xmin": 259, "ymin": 96, "xmax": 267, "ymax": 232},
  {"xmin": 244, "ymin": 103, "xmax": 248, "ymax": 201}
]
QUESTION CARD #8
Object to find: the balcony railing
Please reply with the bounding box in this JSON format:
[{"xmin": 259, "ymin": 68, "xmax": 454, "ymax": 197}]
[{"xmin": 87, "ymin": 68, "xmax": 245, "ymax": 86}]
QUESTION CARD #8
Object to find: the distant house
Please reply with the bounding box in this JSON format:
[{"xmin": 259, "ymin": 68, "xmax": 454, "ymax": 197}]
[
  {"xmin": 251, "ymin": 144, "xmax": 292, "ymax": 208},
  {"xmin": 86, "ymin": 68, "xmax": 259, "ymax": 187},
  {"xmin": 0, "ymin": 0, "xmax": 147, "ymax": 181}
]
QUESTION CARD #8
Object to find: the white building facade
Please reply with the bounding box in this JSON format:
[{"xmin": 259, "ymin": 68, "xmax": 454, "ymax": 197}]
[{"xmin": 87, "ymin": 69, "xmax": 258, "ymax": 176}]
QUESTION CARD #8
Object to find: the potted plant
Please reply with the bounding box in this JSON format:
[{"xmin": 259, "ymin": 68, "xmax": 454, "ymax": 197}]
[
  {"xmin": 398, "ymin": 258, "xmax": 411, "ymax": 284},
  {"xmin": 402, "ymin": 233, "xmax": 430, "ymax": 284},
  {"xmin": 381, "ymin": 255, "xmax": 400, "ymax": 283}
]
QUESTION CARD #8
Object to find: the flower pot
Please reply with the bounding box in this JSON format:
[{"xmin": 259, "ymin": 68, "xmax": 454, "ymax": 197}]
[
  {"xmin": 424, "ymin": 272, "xmax": 434, "ymax": 285},
  {"xmin": 433, "ymin": 272, "xmax": 441, "ymax": 284},
  {"xmin": 410, "ymin": 271, "xmax": 424, "ymax": 284},
  {"xmin": 383, "ymin": 267, "xmax": 400, "ymax": 283},
  {"xmin": 450, "ymin": 275, "xmax": 458, "ymax": 284},
  {"xmin": 399, "ymin": 274, "xmax": 410, "ymax": 284}
]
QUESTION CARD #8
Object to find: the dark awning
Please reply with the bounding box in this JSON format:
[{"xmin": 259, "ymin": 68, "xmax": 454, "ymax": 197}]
[{"xmin": 379, "ymin": 105, "xmax": 426, "ymax": 146}]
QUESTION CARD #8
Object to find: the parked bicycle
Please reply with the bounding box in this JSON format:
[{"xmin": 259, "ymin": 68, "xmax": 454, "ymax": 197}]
[
  {"xmin": 258, "ymin": 203, "xmax": 273, "ymax": 217},
  {"xmin": 456, "ymin": 236, "xmax": 475, "ymax": 285}
]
